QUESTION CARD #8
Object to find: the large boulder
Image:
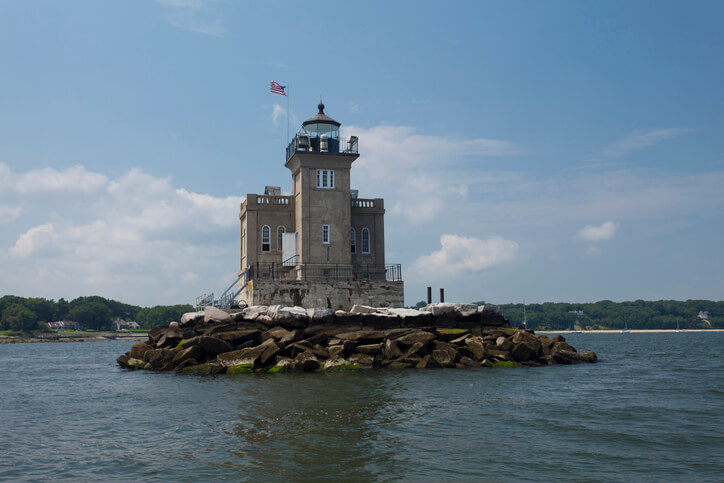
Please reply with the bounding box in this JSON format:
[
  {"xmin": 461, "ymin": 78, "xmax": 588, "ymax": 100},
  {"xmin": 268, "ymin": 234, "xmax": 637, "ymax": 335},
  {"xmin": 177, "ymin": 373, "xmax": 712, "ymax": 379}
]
[
  {"xmin": 336, "ymin": 330, "xmax": 386, "ymax": 344},
  {"xmin": 466, "ymin": 338, "xmax": 487, "ymax": 361},
  {"xmin": 396, "ymin": 331, "xmax": 435, "ymax": 347},
  {"xmin": 511, "ymin": 342, "xmax": 538, "ymax": 362},
  {"xmin": 268, "ymin": 305, "xmax": 308, "ymax": 329},
  {"xmin": 146, "ymin": 348, "xmax": 176, "ymax": 371},
  {"xmin": 496, "ymin": 337, "xmax": 513, "ymax": 351},
  {"xmin": 306, "ymin": 308, "xmax": 335, "ymax": 325},
  {"xmin": 334, "ymin": 311, "xmax": 364, "ymax": 326},
  {"xmin": 363, "ymin": 313, "xmax": 400, "ymax": 330},
  {"xmin": 382, "ymin": 339, "xmax": 403, "ymax": 360},
  {"xmin": 242, "ymin": 305, "xmax": 269, "ymax": 320},
  {"xmin": 198, "ymin": 336, "xmax": 234, "ymax": 356},
  {"xmin": 129, "ymin": 342, "xmax": 153, "ymax": 360},
  {"xmin": 217, "ymin": 339, "xmax": 276, "ymax": 368},
  {"xmin": 180, "ymin": 311, "xmax": 204, "ymax": 325},
  {"xmin": 382, "ymin": 308, "xmax": 434, "ymax": 328},
  {"xmin": 431, "ymin": 349, "xmax": 454, "ymax": 368},
  {"xmin": 350, "ymin": 304, "xmax": 378, "ymax": 314},
  {"xmin": 204, "ymin": 306, "xmax": 232, "ymax": 324},
  {"xmin": 294, "ymin": 351, "xmax": 320, "ymax": 371},
  {"xmin": 356, "ymin": 343, "xmax": 382, "ymax": 355},
  {"xmin": 172, "ymin": 345, "xmax": 203, "ymax": 367},
  {"xmin": 215, "ymin": 329, "xmax": 260, "ymax": 346},
  {"xmin": 348, "ymin": 353, "xmax": 374, "ymax": 368}
]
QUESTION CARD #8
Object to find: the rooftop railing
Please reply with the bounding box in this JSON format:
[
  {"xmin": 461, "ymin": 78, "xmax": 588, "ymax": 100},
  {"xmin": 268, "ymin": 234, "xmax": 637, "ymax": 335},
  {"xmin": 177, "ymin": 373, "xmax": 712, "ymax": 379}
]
[
  {"xmin": 351, "ymin": 198, "xmax": 376, "ymax": 208},
  {"xmin": 255, "ymin": 195, "xmax": 292, "ymax": 205},
  {"xmin": 286, "ymin": 135, "xmax": 358, "ymax": 161}
]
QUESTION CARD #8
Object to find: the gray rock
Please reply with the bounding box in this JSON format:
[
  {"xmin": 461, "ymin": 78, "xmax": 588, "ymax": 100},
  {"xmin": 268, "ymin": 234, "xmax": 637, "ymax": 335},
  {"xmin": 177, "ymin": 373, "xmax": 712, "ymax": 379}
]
[
  {"xmin": 356, "ymin": 343, "xmax": 383, "ymax": 355},
  {"xmin": 350, "ymin": 304, "xmax": 378, "ymax": 314},
  {"xmin": 396, "ymin": 331, "xmax": 435, "ymax": 347},
  {"xmin": 129, "ymin": 342, "xmax": 153, "ymax": 360},
  {"xmin": 496, "ymin": 337, "xmax": 513, "ymax": 351},
  {"xmin": 431, "ymin": 349, "xmax": 454, "ymax": 368},
  {"xmin": 306, "ymin": 308, "xmax": 335, "ymax": 325},
  {"xmin": 382, "ymin": 339, "xmax": 403, "ymax": 360},
  {"xmin": 204, "ymin": 306, "xmax": 232, "ymax": 324},
  {"xmin": 348, "ymin": 353, "xmax": 374, "ymax": 368},
  {"xmin": 294, "ymin": 351, "xmax": 320, "ymax": 371},
  {"xmin": 172, "ymin": 345, "xmax": 203, "ymax": 366},
  {"xmin": 242, "ymin": 305, "xmax": 269, "ymax": 320},
  {"xmin": 512, "ymin": 342, "xmax": 538, "ymax": 362},
  {"xmin": 180, "ymin": 311, "xmax": 204, "ymax": 325}
]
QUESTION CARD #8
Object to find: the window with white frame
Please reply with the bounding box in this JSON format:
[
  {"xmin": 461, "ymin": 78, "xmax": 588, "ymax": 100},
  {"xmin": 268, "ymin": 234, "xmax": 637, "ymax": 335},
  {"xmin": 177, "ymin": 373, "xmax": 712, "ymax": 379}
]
[
  {"xmin": 316, "ymin": 169, "xmax": 334, "ymax": 189},
  {"xmin": 322, "ymin": 224, "xmax": 330, "ymax": 244},
  {"xmin": 362, "ymin": 227, "xmax": 370, "ymax": 254},
  {"xmin": 262, "ymin": 225, "xmax": 270, "ymax": 252},
  {"xmin": 277, "ymin": 226, "xmax": 285, "ymax": 251},
  {"xmin": 350, "ymin": 227, "xmax": 356, "ymax": 254}
]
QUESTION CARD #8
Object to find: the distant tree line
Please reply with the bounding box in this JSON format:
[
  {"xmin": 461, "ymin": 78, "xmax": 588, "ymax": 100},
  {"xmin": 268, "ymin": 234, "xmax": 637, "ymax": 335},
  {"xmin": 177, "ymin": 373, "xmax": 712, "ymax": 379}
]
[
  {"xmin": 0, "ymin": 295, "xmax": 193, "ymax": 332},
  {"xmin": 469, "ymin": 299, "xmax": 724, "ymax": 331}
]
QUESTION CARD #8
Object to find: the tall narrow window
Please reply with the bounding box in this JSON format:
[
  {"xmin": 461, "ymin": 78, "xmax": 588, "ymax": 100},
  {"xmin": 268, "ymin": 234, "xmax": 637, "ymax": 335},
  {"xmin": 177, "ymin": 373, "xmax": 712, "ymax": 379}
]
[
  {"xmin": 322, "ymin": 224, "xmax": 330, "ymax": 244},
  {"xmin": 316, "ymin": 169, "xmax": 335, "ymax": 189},
  {"xmin": 351, "ymin": 227, "xmax": 356, "ymax": 254},
  {"xmin": 262, "ymin": 225, "xmax": 270, "ymax": 252},
  {"xmin": 277, "ymin": 226, "xmax": 285, "ymax": 251},
  {"xmin": 362, "ymin": 228, "xmax": 370, "ymax": 254}
]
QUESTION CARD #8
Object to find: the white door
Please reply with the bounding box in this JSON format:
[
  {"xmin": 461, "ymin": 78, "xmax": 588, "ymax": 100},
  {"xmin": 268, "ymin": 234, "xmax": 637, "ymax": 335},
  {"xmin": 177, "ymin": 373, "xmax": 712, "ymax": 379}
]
[{"xmin": 282, "ymin": 232, "xmax": 297, "ymax": 266}]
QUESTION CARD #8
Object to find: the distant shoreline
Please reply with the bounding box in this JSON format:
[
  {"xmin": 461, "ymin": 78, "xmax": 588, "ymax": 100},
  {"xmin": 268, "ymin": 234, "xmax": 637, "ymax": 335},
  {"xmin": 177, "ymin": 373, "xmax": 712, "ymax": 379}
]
[
  {"xmin": 0, "ymin": 332, "xmax": 148, "ymax": 344},
  {"xmin": 537, "ymin": 329, "xmax": 724, "ymax": 334}
]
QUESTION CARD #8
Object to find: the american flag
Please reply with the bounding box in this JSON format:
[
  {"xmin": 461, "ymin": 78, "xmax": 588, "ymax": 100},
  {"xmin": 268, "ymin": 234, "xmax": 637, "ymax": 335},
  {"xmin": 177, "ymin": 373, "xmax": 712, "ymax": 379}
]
[{"xmin": 270, "ymin": 81, "xmax": 286, "ymax": 96}]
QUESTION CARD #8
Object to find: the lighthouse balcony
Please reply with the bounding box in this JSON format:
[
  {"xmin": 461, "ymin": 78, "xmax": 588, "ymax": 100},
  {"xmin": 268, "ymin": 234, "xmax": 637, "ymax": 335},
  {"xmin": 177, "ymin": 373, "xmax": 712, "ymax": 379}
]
[{"xmin": 286, "ymin": 134, "xmax": 359, "ymax": 161}]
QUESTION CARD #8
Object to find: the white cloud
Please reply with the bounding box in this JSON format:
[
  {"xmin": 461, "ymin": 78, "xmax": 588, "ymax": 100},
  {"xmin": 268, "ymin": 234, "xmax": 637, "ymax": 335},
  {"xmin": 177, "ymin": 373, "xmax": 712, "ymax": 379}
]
[
  {"xmin": 0, "ymin": 163, "xmax": 107, "ymax": 194},
  {"xmin": 10, "ymin": 223, "xmax": 57, "ymax": 257},
  {"xmin": 577, "ymin": 221, "xmax": 618, "ymax": 241},
  {"xmin": 342, "ymin": 125, "xmax": 521, "ymax": 225},
  {"xmin": 155, "ymin": 0, "xmax": 224, "ymax": 37},
  {"xmin": 598, "ymin": 128, "xmax": 689, "ymax": 159},
  {"xmin": 586, "ymin": 246, "xmax": 602, "ymax": 257},
  {"xmin": 413, "ymin": 234, "xmax": 518, "ymax": 275},
  {"xmin": 271, "ymin": 104, "xmax": 285, "ymax": 127},
  {"xmin": 0, "ymin": 205, "xmax": 21, "ymax": 223},
  {"xmin": 0, "ymin": 163, "xmax": 242, "ymax": 305}
]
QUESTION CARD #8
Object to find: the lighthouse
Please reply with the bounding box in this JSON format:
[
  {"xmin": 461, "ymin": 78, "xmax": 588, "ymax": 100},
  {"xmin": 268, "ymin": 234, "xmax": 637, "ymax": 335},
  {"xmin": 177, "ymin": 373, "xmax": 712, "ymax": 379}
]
[{"xmin": 237, "ymin": 103, "xmax": 402, "ymax": 309}]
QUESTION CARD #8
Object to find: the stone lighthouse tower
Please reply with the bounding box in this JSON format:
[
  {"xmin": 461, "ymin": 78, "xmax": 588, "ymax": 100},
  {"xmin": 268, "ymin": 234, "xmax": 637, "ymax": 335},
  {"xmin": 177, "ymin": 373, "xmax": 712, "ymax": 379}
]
[
  {"xmin": 286, "ymin": 103, "xmax": 358, "ymax": 266},
  {"xmin": 236, "ymin": 103, "xmax": 402, "ymax": 310}
]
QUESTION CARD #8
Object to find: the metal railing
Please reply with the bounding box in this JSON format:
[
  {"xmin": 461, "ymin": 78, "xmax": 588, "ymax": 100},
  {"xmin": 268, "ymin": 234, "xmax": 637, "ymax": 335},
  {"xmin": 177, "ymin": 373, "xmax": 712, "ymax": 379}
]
[
  {"xmin": 244, "ymin": 262, "xmax": 402, "ymax": 282},
  {"xmin": 286, "ymin": 135, "xmax": 359, "ymax": 161},
  {"xmin": 256, "ymin": 195, "xmax": 292, "ymax": 205},
  {"xmin": 195, "ymin": 293, "xmax": 214, "ymax": 311},
  {"xmin": 351, "ymin": 198, "xmax": 376, "ymax": 208}
]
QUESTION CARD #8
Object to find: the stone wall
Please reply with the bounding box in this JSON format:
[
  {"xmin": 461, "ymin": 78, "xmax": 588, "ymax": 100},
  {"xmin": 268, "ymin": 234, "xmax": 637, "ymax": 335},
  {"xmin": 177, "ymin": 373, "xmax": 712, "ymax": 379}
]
[{"xmin": 237, "ymin": 279, "xmax": 404, "ymax": 311}]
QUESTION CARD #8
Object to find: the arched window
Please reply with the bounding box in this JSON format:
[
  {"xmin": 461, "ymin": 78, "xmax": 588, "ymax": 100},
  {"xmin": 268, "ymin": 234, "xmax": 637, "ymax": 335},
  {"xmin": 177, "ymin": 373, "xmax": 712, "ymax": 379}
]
[
  {"xmin": 262, "ymin": 225, "xmax": 270, "ymax": 252},
  {"xmin": 277, "ymin": 226, "xmax": 285, "ymax": 251},
  {"xmin": 362, "ymin": 228, "xmax": 370, "ymax": 254},
  {"xmin": 350, "ymin": 227, "xmax": 356, "ymax": 254}
]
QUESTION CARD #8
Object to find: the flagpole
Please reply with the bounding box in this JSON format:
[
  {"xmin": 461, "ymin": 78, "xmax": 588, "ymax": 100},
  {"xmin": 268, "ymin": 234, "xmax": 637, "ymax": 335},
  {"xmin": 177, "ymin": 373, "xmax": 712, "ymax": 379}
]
[{"xmin": 286, "ymin": 84, "xmax": 290, "ymax": 147}]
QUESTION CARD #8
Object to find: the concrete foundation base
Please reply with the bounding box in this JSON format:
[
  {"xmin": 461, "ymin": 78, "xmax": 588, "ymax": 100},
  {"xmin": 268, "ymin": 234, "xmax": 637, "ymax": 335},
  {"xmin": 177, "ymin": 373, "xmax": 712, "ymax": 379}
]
[{"xmin": 237, "ymin": 279, "xmax": 404, "ymax": 311}]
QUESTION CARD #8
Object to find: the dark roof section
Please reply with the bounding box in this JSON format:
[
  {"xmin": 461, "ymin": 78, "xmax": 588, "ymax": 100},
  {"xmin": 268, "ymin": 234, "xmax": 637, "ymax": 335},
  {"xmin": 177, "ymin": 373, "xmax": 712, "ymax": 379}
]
[{"xmin": 302, "ymin": 102, "xmax": 341, "ymax": 128}]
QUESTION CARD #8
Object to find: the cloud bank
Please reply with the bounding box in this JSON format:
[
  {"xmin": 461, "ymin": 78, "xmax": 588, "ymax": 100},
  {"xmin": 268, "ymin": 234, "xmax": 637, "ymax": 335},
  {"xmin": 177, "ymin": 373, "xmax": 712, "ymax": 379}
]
[
  {"xmin": 577, "ymin": 221, "xmax": 618, "ymax": 241},
  {"xmin": 413, "ymin": 234, "xmax": 518, "ymax": 275},
  {"xmin": 0, "ymin": 163, "xmax": 242, "ymax": 305}
]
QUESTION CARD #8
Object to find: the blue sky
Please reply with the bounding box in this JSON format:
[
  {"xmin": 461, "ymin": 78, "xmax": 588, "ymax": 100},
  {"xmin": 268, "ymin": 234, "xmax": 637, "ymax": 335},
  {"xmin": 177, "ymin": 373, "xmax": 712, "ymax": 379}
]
[{"xmin": 1, "ymin": 0, "xmax": 722, "ymax": 307}]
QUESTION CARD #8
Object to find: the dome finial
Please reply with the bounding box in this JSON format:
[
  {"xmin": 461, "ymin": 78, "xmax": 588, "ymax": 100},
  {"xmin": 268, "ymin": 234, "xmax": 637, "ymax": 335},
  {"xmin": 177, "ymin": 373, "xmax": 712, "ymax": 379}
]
[{"xmin": 318, "ymin": 100, "xmax": 325, "ymax": 114}]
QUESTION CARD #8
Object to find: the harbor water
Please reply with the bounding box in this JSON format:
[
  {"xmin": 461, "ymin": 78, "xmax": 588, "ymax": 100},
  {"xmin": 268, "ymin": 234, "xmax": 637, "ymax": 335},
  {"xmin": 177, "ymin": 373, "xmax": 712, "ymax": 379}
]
[{"xmin": 1, "ymin": 332, "xmax": 722, "ymax": 482}]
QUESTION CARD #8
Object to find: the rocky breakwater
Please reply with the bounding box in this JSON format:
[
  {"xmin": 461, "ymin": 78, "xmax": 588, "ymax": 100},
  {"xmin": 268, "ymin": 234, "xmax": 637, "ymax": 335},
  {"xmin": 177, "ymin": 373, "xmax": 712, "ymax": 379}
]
[{"xmin": 116, "ymin": 303, "xmax": 597, "ymax": 375}]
